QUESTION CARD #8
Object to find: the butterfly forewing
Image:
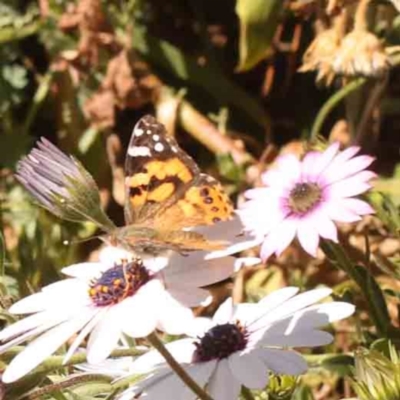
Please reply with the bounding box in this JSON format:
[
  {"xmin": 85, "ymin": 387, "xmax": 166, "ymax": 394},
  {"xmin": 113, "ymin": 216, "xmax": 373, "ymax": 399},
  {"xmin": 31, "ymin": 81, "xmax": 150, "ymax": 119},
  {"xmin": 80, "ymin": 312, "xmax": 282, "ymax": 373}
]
[
  {"xmin": 121, "ymin": 114, "xmax": 234, "ymax": 253},
  {"xmin": 124, "ymin": 115, "xmax": 199, "ymax": 224}
]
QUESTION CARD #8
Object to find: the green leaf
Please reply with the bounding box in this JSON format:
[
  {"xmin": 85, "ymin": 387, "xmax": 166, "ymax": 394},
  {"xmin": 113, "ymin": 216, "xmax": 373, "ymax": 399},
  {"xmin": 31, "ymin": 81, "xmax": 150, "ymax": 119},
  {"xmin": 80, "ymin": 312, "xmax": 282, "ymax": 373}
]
[
  {"xmin": 320, "ymin": 354, "xmax": 354, "ymax": 377},
  {"xmin": 235, "ymin": 0, "xmax": 284, "ymax": 72},
  {"xmin": 216, "ymin": 153, "xmax": 246, "ymax": 182}
]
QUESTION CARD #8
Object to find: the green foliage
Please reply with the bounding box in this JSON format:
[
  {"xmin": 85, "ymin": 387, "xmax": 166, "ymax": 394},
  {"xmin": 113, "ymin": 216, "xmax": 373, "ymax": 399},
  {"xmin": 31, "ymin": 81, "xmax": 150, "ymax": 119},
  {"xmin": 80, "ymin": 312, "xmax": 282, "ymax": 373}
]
[{"xmin": 235, "ymin": 0, "xmax": 284, "ymax": 72}]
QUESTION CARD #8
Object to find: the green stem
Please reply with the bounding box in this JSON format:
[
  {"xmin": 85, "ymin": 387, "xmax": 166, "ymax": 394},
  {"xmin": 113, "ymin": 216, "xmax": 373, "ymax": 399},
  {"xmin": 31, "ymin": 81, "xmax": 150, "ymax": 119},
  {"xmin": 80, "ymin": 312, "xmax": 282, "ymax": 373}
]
[
  {"xmin": 22, "ymin": 71, "xmax": 54, "ymax": 136},
  {"xmin": 320, "ymin": 240, "xmax": 390, "ymax": 336},
  {"xmin": 310, "ymin": 78, "xmax": 366, "ymax": 141},
  {"xmin": 1, "ymin": 346, "xmax": 145, "ymax": 380},
  {"xmin": 18, "ymin": 373, "xmax": 112, "ymax": 400},
  {"xmin": 146, "ymin": 332, "xmax": 213, "ymax": 400}
]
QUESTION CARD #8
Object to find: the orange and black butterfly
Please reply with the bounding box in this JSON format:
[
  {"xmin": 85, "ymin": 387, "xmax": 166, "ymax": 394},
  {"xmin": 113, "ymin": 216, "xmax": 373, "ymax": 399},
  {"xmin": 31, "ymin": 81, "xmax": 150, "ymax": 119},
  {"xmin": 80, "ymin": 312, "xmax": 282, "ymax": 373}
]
[
  {"xmin": 17, "ymin": 115, "xmax": 234, "ymax": 255},
  {"xmin": 109, "ymin": 115, "xmax": 234, "ymax": 254}
]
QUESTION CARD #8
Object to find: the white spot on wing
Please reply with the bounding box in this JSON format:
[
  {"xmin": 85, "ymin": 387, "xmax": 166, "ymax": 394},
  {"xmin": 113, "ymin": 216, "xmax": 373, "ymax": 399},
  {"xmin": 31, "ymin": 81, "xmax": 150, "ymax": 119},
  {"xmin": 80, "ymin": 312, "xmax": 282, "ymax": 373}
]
[
  {"xmin": 152, "ymin": 134, "xmax": 160, "ymax": 141},
  {"xmin": 146, "ymin": 130, "xmax": 152, "ymax": 135},
  {"xmin": 154, "ymin": 143, "xmax": 164, "ymax": 152},
  {"xmin": 134, "ymin": 128, "xmax": 144, "ymax": 137},
  {"xmin": 171, "ymin": 146, "xmax": 178, "ymax": 153},
  {"xmin": 128, "ymin": 146, "xmax": 151, "ymax": 157}
]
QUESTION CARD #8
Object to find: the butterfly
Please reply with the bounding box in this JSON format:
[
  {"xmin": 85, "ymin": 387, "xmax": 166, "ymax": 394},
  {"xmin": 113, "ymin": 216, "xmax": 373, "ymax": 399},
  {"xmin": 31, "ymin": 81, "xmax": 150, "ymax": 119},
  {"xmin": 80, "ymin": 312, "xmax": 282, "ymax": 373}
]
[{"xmin": 107, "ymin": 115, "xmax": 234, "ymax": 255}]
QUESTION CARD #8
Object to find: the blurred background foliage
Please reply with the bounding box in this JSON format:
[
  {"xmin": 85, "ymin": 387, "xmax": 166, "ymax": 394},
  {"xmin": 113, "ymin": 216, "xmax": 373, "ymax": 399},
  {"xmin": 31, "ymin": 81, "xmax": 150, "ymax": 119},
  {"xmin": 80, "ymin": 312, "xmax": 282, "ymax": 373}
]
[{"xmin": 2, "ymin": 0, "xmax": 400, "ymax": 398}]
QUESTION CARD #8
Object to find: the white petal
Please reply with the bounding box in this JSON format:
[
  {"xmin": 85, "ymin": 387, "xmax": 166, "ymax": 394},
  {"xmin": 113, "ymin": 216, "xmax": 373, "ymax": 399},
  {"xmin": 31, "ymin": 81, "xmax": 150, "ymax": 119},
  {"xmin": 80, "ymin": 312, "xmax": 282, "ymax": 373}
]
[
  {"xmin": 234, "ymin": 257, "xmax": 261, "ymax": 271},
  {"xmin": 2, "ymin": 308, "xmax": 94, "ymax": 383},
  {"xmin": 8, "ymin": 292, "xmax": 47, "ymax": 314},
  {"xmin": 63, "ymin": 307, "xmax": 106, "ymax": 363},
  {"xmin": 139, "ymin": 363, "xmax": 214, "ymax": 400},
  {"xmin": 0, "ymin": 310, "xmax": 64, "ymax": 342},
  {"xmin": 213, "ymin": 298, "xmax": 234, "ymax": 325},
  {"xmin": 249, "ymin": 288, "xmax": 332, "ymax": 331},
  {"xmin": 241, "ymin": 287, "xmax": 299, "ymax": 327},
  {"xmin": 87, "ymin": 306, "xmax": 123, "ymax": 364},
  {"xmin": 122, "ymin": 281, "xmax": 162, "ymax": 338},
  {"xmin": 156, "ymin": 291, "xmax": 194, "ymax": 335},
  {"xmin": 129, "ymin": 339, "xmax": 197, "ymax": 373},
  {"xmin": 207, "ymin": 359, "xmax": 241, "ymax": 400},
  {"xmin": 296, "ymin": 219, "xmax": 320, "ymax": 257},
  {"xmin": 98, "ymin": 246, "xmax": 135, "ymax": 265},
  {"xmin": 258, "ymin": 348, "xmax": 308, "ymax": 375},
  {"xmin": 61, "ymin": 262, "xmax": 105, "ymax": 279},
  {"xmin": 164, "ymin": 253, "xmax": 236, "ymax": 289},
  {"xmin": 167, "ymin": 286, "xmax": 209, "ymax": 308},
  {"xmin": 229, "ymin": 351, "xmax": 269, "ymax": 389},
  {"xmin": 183, "ymin": 317, "xmax": 214, "ymax": 338},
  {"xmin": 193, "ymin": 216, "xmax": 259, "ymax": 259},
  {"xmin": 259, "ymin": 328, "xmax": 334, "ymax": 347}
]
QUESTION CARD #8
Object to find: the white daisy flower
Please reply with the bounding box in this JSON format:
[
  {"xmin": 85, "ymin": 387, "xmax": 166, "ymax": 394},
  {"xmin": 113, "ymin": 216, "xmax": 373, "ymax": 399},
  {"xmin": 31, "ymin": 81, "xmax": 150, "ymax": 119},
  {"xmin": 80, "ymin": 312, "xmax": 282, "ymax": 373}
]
[
  {"xmin": 118, "ymin": 287, "xmax": 355, "ymax": 400},
  {"xmin": 0, "ymin": 246, "xmax": 257, "ymax": 383}
]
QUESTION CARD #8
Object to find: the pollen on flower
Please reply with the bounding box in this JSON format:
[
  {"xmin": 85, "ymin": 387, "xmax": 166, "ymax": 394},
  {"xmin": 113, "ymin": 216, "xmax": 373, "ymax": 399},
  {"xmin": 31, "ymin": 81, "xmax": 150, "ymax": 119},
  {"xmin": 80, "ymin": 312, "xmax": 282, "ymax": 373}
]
[
  {"xmin": 193, "ymin": 322, "xmax": 248, "ymax": 362},
  {"xmin": 89, "ymin": 257, "xmax": 152, "ymax": 306},
  {"xmin": 288, "ymin": 182, "xmax": 322, "ymax": 215}
]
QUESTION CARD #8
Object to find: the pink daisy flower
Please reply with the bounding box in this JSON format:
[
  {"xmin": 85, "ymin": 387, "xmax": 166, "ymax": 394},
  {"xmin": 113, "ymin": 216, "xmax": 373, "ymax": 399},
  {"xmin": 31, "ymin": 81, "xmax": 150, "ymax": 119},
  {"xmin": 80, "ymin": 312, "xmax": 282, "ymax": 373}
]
[{"xmin": 238, "ymin": 143, "xmax": 375, "ymax": 260}]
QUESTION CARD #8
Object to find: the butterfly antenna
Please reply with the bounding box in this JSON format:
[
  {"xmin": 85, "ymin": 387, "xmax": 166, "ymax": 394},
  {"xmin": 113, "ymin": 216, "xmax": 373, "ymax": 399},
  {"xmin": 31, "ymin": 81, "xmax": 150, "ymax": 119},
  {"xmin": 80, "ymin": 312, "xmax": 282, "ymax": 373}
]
[{"xmin": 63, "ymin": 235, "xmax": 103, "ymax": 247}]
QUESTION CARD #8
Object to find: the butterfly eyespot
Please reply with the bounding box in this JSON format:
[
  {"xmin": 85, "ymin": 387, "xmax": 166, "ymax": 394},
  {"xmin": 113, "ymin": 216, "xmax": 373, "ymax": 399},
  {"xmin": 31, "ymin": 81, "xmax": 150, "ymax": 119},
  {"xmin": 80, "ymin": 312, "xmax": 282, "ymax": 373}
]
[
  {"xmin": 213, "ymin": 217, "xmax": 221, "ymax": 223},
  {"xmin": 204, "ymin": 197, "xmax": 213, "ymax": 204},
  {"xmin": 211, "ymin": 206, "xmax": 219, "ymax": 212},
  {"xmin": 200, "ymin": 188, "xmax": 210, "ymax": 197}
]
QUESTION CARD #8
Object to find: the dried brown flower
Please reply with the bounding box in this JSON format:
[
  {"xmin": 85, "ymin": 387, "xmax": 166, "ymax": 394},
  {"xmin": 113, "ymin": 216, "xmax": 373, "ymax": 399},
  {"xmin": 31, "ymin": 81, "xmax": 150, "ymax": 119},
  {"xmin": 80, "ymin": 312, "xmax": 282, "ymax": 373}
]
[
  {"xmin": 332, "ymin": 30, "xmax": 390, "ymax": 77},
  {"xmin": 298, "ymin": 28, "xmax": 341, "ymax": 85}
]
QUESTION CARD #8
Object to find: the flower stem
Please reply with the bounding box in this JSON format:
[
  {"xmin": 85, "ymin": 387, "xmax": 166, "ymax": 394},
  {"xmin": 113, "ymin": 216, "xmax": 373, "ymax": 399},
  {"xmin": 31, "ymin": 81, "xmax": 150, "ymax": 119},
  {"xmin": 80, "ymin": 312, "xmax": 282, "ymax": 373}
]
[
  {"xmin": 1, "ymin": 346, "xmax": 145, "ymax": 379},
  {"xmin": 354, "ymin": 0, "xmax": 370, "ymax": 32},
  {"xmin": 146, "ymin": 332, "xmax": 213, "ymax": 400},
  {"xmin": 18, "ymin": 374, "xmax": 112, "ymax": 400},
  {"xmin": 320, "ymin": 240, "xmax": 391, "ymax": 336},
  {"xmin": 309, "ymin": 77, "xmax": 366, "ymax": 141}
]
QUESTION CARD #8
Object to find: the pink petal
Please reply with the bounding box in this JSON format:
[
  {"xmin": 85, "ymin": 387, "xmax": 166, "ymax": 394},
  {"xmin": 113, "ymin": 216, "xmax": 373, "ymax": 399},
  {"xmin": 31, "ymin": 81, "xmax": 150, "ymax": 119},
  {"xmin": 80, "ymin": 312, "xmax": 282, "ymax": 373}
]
[
  {"xmin": 337, "ymin": 198, "xmax": 375, "ymax": 216},
  {"xmin": 309, "ymin": 209, "xmax": 338, "ymax": 242},
  {"xmin": 296, "ymin": 219, "xmax": 320, "ymax": 257},
  {"xmin": 301, "ymin": 151, "xmax": 320, "ymax": 182},
  {"xmin": 322, "ymin": 202, "xmax": 362, "ymax": 223},
  {"xmin": 313, "ymin": 142, "xmax": 340, "ymax": 177},
  {"xmin": 260, "ymin": 218, "xmax": 297, "ymax": 260},
  {"xmin": 325, "ymin": 177, "xmax": 372, "ymax": 198},
  {"xmin": 322, "ymin": 155, "xmax": 375, "ymax": 185},
  {"xmin": 262, "ymin": 154, "xmax": 301, "ymax": 190}
]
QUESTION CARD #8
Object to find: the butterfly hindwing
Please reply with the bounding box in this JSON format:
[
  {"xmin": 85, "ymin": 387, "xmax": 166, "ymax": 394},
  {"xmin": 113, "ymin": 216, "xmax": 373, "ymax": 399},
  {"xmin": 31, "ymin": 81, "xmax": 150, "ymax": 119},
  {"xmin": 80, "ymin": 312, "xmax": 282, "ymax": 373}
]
[{"xmin": 151, "ymin": 173, "xmax": 234, "ymax": 229}]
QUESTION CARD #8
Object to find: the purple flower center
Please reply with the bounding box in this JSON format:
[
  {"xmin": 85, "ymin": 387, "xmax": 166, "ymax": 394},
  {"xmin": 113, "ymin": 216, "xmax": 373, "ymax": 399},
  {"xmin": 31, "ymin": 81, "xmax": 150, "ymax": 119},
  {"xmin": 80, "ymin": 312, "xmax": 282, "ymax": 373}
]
[
  {"xmin": 89, "ymin": 258, "xmax": 151, "ymax": 306},
  {"xmin": 193, "ymin": 322, "xmax": 248, "ymax": 362},
  {"xmin": 288, "ymin": 182, "xmax": 322, "ymax": 215}
]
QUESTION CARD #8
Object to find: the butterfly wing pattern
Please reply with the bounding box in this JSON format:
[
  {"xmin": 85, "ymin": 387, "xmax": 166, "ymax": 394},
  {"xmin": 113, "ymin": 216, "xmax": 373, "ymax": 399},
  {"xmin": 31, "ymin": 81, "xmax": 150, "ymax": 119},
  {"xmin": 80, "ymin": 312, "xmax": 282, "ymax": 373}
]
[{"xmin": 112, "ymin": 115, "xmax": 234, "ymax": 254}]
